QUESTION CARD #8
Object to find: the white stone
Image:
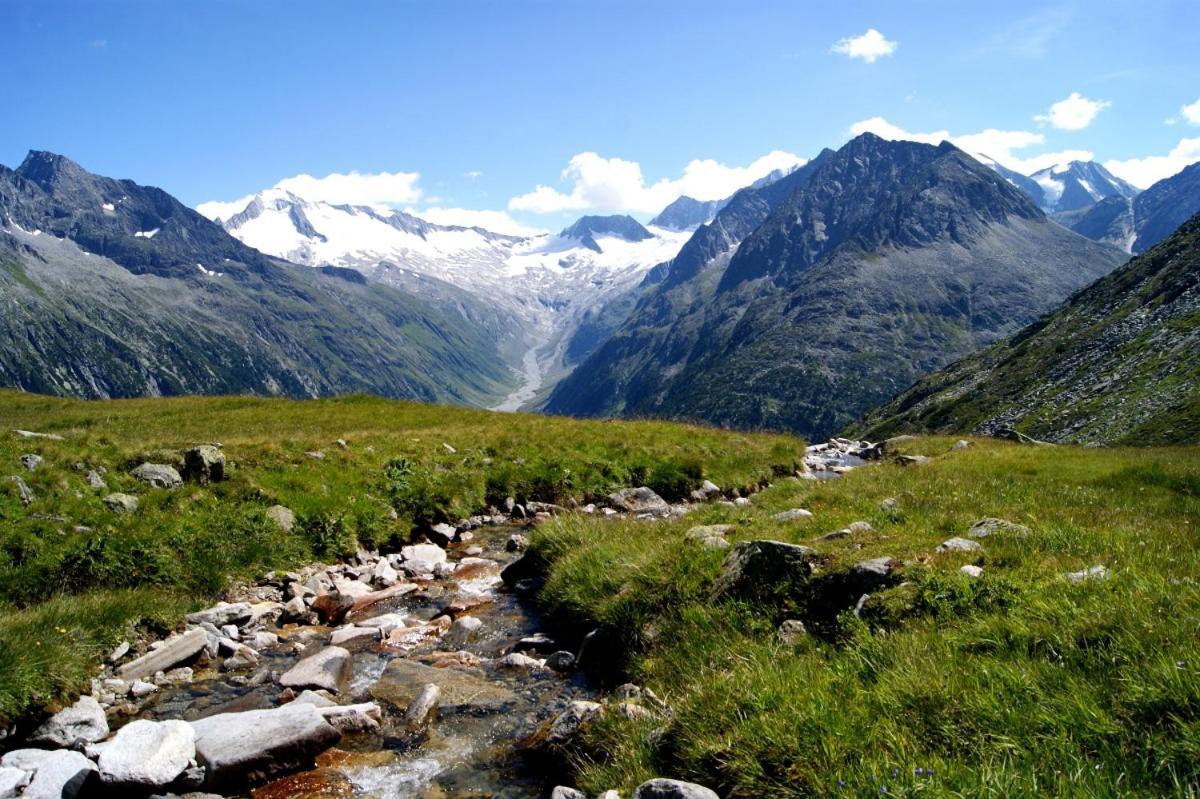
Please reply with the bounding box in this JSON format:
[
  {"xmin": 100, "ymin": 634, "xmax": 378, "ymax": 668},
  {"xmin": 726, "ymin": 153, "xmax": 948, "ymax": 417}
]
[{"xmin": 97, "ymin": 719, "xmax": 194, "ymax": 787}]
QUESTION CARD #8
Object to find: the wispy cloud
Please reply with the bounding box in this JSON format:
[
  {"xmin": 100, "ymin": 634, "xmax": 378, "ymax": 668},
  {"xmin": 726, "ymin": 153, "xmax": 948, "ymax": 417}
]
[
  {"xmin": 829, "ymin": 29, "xmax": 898, "ymax": 64},
  {"xmin": 90, "ymin": 38, "xmax": 108, "ymax": 49},
  {"xmin": 1035, "ymin": 92, "xmax": 1111, "ymax": 130},
  {"xmin": 973, "ymin": 5, "xmax": 1074, "ymax": 60}
]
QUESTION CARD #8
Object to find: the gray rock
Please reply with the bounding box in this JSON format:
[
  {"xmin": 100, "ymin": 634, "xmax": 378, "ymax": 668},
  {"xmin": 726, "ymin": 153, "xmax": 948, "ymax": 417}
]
[
  {"xmin": 598, "ymin": 792, "xmax": 622, "ymax": 799},
  {"xmin": 131, "ymin": 463, "xmax": 183, "ymax": 489},
  {"xmin": 545, "ymin": 650, "xmax": 576, "ymax": 672},
  {"xmin": 186, "ymin": 602, "xmax": 251, "ymax": 628},
  {"xmin": 265, "ymin": 505, "xmax": 294, "ymax": 533},
  {"xmin": 633, "ymin": 778, "xmax": 720, "ymax": 799},
  {"xmin": 608, "ymin": 487, "xmax": 670, "ymax": 516},
  {"xmin": 20, "ymin": 454, "xmax": 43, "ymax": 471},
  {"xmin": 329, "ymin": 625, "xmax": 380, "ymax": 646},
  {"xmin": 777, "ymin": 620, "xmax": 807, "ymax": 645},
  {"xmin": 0, "ymin": 767, "xmax": 29, "ymax": 798},
  {"xmin": 190, "ymin": 704, "xmax": 341, "ymax": 791},
  {"xmin": 97, "ymin": 719, "xmax": 194, "ymax": 787},
  {"xmin": 499, "ymin": 652, "xmax": 546, "ymax": 671},
  {"xmin": 279, "ymin": 646, "xmax": 352, "ymax": 693},
  {"xmin": 12, "ymin": 429, "xmax": 63, "ymax": 441},
  {"xmin": 107, "ymin": 641, "xmax": 130, "ymax": 663},
  {"xmin": 547, "ymin": 700, "xmax": 603, "ymax": 745},
  {"xmin": 713, "ymin": 540, "xmax": 816, "ymax": 600},
  {"xmin": 960, "ymin": 564, "xmax": 984, "ymax": 578},
  {"xmin": 130, "ymin": 680, "xmax": 159, "ymax": 698},
  {"xmin": 551, "ymin": 788, "xmax": 587, "ymax": 799},
  {"xmin": 1065, "ymin": 564, "xmax": 1109, "ymax": 583},
  {"xmin": 937, "ymin": 537, "xmax": 983, "ymax": 553},
  {"xmin": 771, "ymin": 508, "xmax": 813, "ymax": 522},
  {"xmin": 505, "ymin": 534, "xmax": 529, "ymax": 552},
  {"xmin": 182, "ymin": 445, "xmax": 225, "ymax": 484},
  {"xmin": 372, "ymin": 558, "xmax": 399, "ymax": 587},
  {"xmin": 426, "ymin": 523, "xmax": 457, "ymax": 547},
  {"xmin": 118, "ymin": 628, "xmax": 208, "ymax": 681},
  {"xmin": 85, "ymin": 470, "xmax": 107, "ymax": 489},
  {"xmin": 953, "ymin": 439, "xmax": 972, "ymax": 450},
  {"xmin": 685, "ymin": 525, "xmax": 732, "ymax": 541},
  {"xmin": 30, "ymin": 695, "xmax": 108, "ymax": 748},
  {"xmin": 850, "ymin": 557, "xmax": 900, "ymax": 590},
  {"xmin": 403, "ymin": 683, "xmax": 440, "ymax": 732},
  {"xmin": 9, "ymin": 475, "xmax": 34, "ymax": 506},
  {"xmin": 103, "ymin": 492, "xmax": 139, "ymax": 514},
  {"xmin": 895, "ymin": 454, "xmax": 931, "ymax": 466},
  {"xmin": 315, "ymin": 702, "xmax": 381, "ymax": 734},
  {"xmin": 0, "ymin": 749, "xmax": 95, "ymax": 799},
  {"xmin": 968, "ymin": 518, "xmax": 1031, "ymax": 539},
  {"xmin": 443, "ymin": 616, "xmax": 483, "ymax": 647}
]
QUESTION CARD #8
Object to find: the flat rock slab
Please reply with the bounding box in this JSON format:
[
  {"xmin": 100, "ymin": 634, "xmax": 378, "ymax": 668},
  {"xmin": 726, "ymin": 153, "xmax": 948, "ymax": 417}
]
[
  {"xmin": 370, "ymin": 659, "xmax": 517, "ymax": 712},
  {"xmin": 30, "ymin": 695, "xmax": 108, "ymax": 747},
  {"xmin": 0, "ymin": 749, "xmax": 95, "ymax": 799},
  {"xmin": 191, "ymin": 704, "xmax": 341, "ymax": 792},
  {"xmin": 97, "ymin": 718, "xmax": 194, "ymax": 787},
  {"xmin": 118, "ymin": 627, "xmax": 208, "ymax": 681},
  {"xmin": 772, "ymin": 508, "xmax": 813, "ymax": 522},
  {"xmin": 279, "ymin": 647, "xmax": 352, "ymax": 693}
]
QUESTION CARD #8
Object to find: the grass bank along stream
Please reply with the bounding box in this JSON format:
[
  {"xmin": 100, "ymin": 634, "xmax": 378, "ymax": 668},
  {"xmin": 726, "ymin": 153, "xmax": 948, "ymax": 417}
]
[
  {"xmin": 524, "ymin": 437, "xmax": 1200, "ymax": 798},
  {"xmin": 0, "ymin": 391, "xmax": 803, "ymax": 727}
]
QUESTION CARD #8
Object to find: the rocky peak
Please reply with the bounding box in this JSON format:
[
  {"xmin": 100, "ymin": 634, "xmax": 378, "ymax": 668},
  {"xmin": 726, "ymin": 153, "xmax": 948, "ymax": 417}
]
[{"xmin": 559, "ymin": 215, "xmax": 652, "ymax": 252}]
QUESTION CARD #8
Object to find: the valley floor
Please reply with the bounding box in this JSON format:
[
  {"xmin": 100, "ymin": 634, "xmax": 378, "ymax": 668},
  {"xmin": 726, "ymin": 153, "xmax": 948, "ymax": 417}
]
[{"xmin": 0, "ymin": 392, "xmax": 1197, "ymax": 797}]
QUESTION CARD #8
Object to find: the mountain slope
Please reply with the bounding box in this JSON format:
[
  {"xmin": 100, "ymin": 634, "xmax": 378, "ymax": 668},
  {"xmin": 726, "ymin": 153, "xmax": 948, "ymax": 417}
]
[
  {"xmin": 0, "ymin": 152, "xmax": 512, "ymax": 403},
  {"xmin": 854, "ymin": 211, "xmax": 1200, "ymax": 445},
  {"xmin": 1051, "ymin": 161, "xmax": 1200, "ymax": 254},
  {"xmin": 648, "ymin": 196, "xmax": 726, "ymax": 231},
  {"xmin": 1028, "ymin": 160, "xmax": 1140, "ymax": 213},
  {"xmin": 546, "ymin": 134, "xmax": 1127, "ymax": 439}
]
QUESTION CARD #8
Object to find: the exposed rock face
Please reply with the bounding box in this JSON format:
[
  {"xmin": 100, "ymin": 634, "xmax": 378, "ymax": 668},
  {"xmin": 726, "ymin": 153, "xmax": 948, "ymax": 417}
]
[
  {"xmin": 29, "ymin": 695, "xmax": 108, "ymax": 748},
  {"xmin": 96, "ymin": 719, "xmax": 195, "ymax": 787},
  {"xmin": 190, "ymin": 704, "xmax": 341, "ymax": 791},
  {"xmin": 131, "ymin": 462, "xmax": 183, "ymax": 489}
]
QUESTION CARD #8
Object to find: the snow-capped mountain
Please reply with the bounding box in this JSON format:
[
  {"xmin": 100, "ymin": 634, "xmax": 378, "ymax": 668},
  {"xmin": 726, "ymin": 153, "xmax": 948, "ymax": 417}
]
[
  {"xmin": 202, "ymin": 191, "xmax": 690, "ymax": 410},
  {"xmin": 974, "ymin": 156, "xmax": 1139, "ymax": 214}
]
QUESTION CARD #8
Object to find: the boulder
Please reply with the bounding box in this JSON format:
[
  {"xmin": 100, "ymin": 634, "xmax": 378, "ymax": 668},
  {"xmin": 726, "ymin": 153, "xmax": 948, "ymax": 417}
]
[
  {"xmin": 399, "ymin": 543, "xmax": 447, "ymax": 567},
  {"xmin": 266, "ymin": 505, "xmax": 295, "ymax": 533},
  {"xmin": 547, "ymin": 701, "xmax": 603, "ymax": 745},
  {"xmin": 190, "ymin": 704, "xmax": 341, "ymax": 791},
  {"xmin": 425, "ymin": 523, "xmax": 457, "ymax": 547},
  {"xmin": 370, "ymin": 659, "xmax": 516, "ymax": 712},
  {"xmin": 937, "ymin": 537, "xmax": 983, "ymax": 553},
  {"xmin": 849, "ymin": 557, "xmax": 900, "ymax": 591},
  {"xmin": 186, "ymin": 602, "xmax": 252, "ymax": 628},
  {"xmin": 182, "ymin": 445, "xmax": 225, "ymax": 484},
  {"xmin": 0, "ymin": 767, "xmax": 28, "ymax": 798},
  {"xmin": 545, "ymin": 651, "xmax": 576, "ymax": 672},
  {"xmin": 505, "ymin": 534, "xmax": 529, "ymax": 553},
  {"xmin": 499, "ymin": 653, "xmax": 545, "ymax": 671},
  {"xmin": 131, "ymin": 463, "xmax": 183, "ymax": 489},
  {"xmin": 310, "ymin": 593, "xmax": 355, "ymax": 626},
  {"xmin": 97, "ymin": 719, "xmax": 194, "ymax": 787},
  {"xmin": 20, "ymin": 454, "xmax": 43, "ymax": 471},
  {"xmin": 85, "ymin": 470, "xmax": 107, "ymax": 490},
  {"xmin": 633, "ymin": 778, "xmax": 720, "ymax": 799},
  {"xmin": 118, "ymin": 628, "xmax": 208, "ymax": 681},
  {"xmin": 103, "ymin": 492, "xmax": 139, "ymax": 514},
  {"xmin": 777, "ymin": 620, "xmax": 807, "ymax": 645},
  {"xmin": 960, "ymin": 565, "xmax": 984, "ymax": 578},
  {"xmin": 552, "ymin": 788, "xmax": 587, "ymax": 799},
  {"xmin": 771, "ymin": 508, "xmax": 813, "ymax": 522},
  {"xmin": 279, "ymin": 647, "xmax": 352, "ymax": 693},
  {"xmin": 608, "ymin": 487, "xmax": 670, "ymax": 516},
  {"xmin": 0, "ymin": 749, "xmax": 95, "ymax": 799},
  {"xmin": 443, "ymin": 616, "xmax": 483, "ymax": 647},
  {"xmin": 315, "ymin": 703, "xmax": 382, "ymax": 734},
  {"xmin": 968, "ymin": 518, "xmax": 1030, "ymax": 539},
  {"xmin": 685, "ymin": 525, "xmax": 733, "ymax": 542},
  {"xmin": 30, "ymin": 695, "xmax": 108, "ymax": 748},
  {"xmin": 372, "ymin": 558, "xmax": 399, "ymax": 587},
  {"xmin": 712, "ymin": 540, "xmax": 817, "ymax": 601}
]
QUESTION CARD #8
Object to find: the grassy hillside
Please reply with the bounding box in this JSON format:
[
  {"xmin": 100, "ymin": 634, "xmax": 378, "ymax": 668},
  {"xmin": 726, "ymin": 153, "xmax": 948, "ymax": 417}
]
[
  {"xmin": 525, "ymin": 438, "xmax": 1200, "ymax": 798},
  {"xmin": 0, "ymin": 391, "xmax": 803, "ymax": 725}
]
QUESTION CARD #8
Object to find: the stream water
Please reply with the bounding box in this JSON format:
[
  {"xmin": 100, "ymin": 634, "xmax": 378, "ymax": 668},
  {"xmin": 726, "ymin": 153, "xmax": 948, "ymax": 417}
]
[{"xmin": 139, "ymin": 524, "xmax": 596, "ymax": 798}]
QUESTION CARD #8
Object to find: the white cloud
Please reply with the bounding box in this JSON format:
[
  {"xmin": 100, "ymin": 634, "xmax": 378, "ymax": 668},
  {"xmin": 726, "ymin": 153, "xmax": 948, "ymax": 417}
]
[
  {"xmin": 1035, "ymin": 92, "xmax": 1111, "ymax": 130},
  {"xmin": 464, "ymin": 170, "xmax": 484, "ymax": 180},
  {"xmin": 848, "ymin": 116, "xmax": 1093, "ymax": 174},
  {"xmin": 508, "ymin": 150, "xmax": 806, "ymax": 215},
  {"xmin": 830, "ymin": 29, "xmax": 898, "ymax": 63},
  {"xmin": 1182, "ymin": 98, "xmax": 1200, "ymax": 126},
  {"xmin": 414, "ymin": 206, "xmax": 545, "ymax": 237},
  {"xmin": 196, "ymin": 169, "xmax": 424, "ymax": 221},
  {"xmin": 1103, "ymin": 137, "xmax": 1200, "ymax": 188}
]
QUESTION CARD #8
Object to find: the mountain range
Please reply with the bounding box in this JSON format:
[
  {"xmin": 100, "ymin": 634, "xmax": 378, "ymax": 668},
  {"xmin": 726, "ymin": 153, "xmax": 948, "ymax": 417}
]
[
  {"xmin": 0, "ymin": 152, "xmax": 511, "ymax": 404},
  {"xmin": 544, "ymin": 133, "xmax": 1128, "ymax": 440},
  {"xmin": 856, "ymin": 209, "xmax": 1200, "ymax": 445}
]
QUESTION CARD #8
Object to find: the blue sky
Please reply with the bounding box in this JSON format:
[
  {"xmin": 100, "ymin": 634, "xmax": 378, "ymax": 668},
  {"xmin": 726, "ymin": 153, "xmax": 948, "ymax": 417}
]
[{"xmin": 3, "ymin": 0, "xmax": 1199, "ymax": 233}]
